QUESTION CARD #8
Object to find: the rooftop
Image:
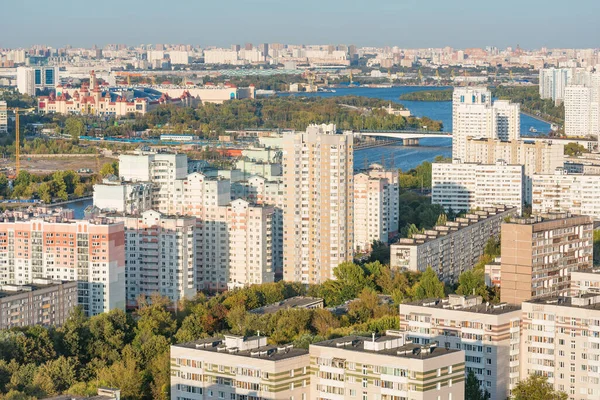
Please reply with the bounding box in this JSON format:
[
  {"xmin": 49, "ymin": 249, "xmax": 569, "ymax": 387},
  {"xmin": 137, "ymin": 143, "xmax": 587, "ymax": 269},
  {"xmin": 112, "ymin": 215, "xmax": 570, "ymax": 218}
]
[
  {"xmin": 506, "ymin": 213, "xmax": 592, "ymax": 228},
  {"xmin": 249, "ymin": 296, "xmax": 323, "ymax": 314},
  {"xmin": 526, "ymin": 294, "xmax": 600, "ymax": 310},
  {"xmin": 312, "ymin": 335, "xmax": 460, "ymax": 360},
  {"xmin": 173, "ymin": 335, "xmax": 308, "ymax": 361},
  {"xmin": 0, "ymin": 279, "xmax": 75, "ymax": 299},
  {"xmin": 394, "ymin": 206, "xmax": 515, "ymax": 246},
  {"xmin": 404, "ymin": 294, "xmax": 521, "ymax": 315}
]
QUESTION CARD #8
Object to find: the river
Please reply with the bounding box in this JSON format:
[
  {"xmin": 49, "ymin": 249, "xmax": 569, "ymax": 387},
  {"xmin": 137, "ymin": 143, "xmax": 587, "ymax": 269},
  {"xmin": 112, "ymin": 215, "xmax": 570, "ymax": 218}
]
[{"xmin": 284, "ymin": 86, "xmax": 551, "ymax": 171}]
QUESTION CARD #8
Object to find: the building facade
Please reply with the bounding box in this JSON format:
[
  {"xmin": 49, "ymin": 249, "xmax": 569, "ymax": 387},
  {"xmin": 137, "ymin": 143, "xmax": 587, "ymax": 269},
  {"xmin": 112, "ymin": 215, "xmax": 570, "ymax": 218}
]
[
  {"xmin": 310, "ymin": 334, "xmax": 465, "ymax": 400},
  {"xmin": 0, "ymin": 101, "xmax": 7, "ymax": 133},
  {"xmin": 521, "ymin": 295, "xmax": 600, "ymax": 400},
  {"xmin": 390, "ymin": 207, "xmax": 516, "ymax": 283},
  {"xmin": 532, "ymin": 169, "xmax": 600, "ymax": 220},
  {"xmin": 171, "ymin": 335, "xmax": 311, "ymax": 400},
  {"xmin": 353, "ymin": 164, "xmax": 399, "ymax": 253},
  {"xmin": 93, "ymin": 178, "xmax": 154, "ymax": 215},
  {"xmin": 399, "ymin": 295, "xmax": 521, "ymax": 400},
  {"xmin": 432, "ymin": 161, "xmax": 524, "ymax": 213},
  {"xmin": 106, "ymin": 210, "xmax": 197, "ymax": 307},
  {"xmin": 539, "ymin": 67, "xmax": 572, "ymax": 105},
  {"xmin": 282, "ymin": 124, "xmax": 354, "ymax": 284},
  {"xmin": 500, "ymin": 214, "xmax": 593, "ymax": 305},
  {"xmin": 0, "ymin": 279, "xmax": 78, "ymax": 329},
  {"xmin": 0, "ymin": 213, "xmax": 125, "ymax": 316},
  {"xmin": 17, "ymin": 66, "xmax": 59, "ymax": 96}
]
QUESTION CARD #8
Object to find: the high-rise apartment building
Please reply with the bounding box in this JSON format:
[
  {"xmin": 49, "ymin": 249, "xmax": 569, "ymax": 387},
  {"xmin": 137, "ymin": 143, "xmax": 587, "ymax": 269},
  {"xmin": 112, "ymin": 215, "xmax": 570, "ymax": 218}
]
[
  {"xmin": 16, "ymin": 66, "xmax": 59, "ymax": 96},
  {"xmin": 500, "ymin": 214, "xmax": 593, "ymax": 305},
  {"xmin": 353, "ymin": 164, "xmax": 399, "ymax": 252},
  {"xmin": 0, "ymin": 101, "xmax": 7, "ymax": 133},
  {"xmin": 282, "ymin": 124, "xmax": 354, "ymax": 284},
  {"xmin": 452, "ymin": 87, "xmax": 520, "ymax": 161},
  {"xmin": 310, "ymin": 334, "xmax": 465, "ymax": 400},
  {"xmin": 106, "ymin": 210, "xmax": 196, "ymax": 307},
  {"xmin": 432, "ymin": 160, "xmax": 524, "ymax": 213},
  {"xmin": 93, "ymin": 178, "xmax": 154, "ymax": 215},
  {"xmin": 171, "ymin": 335, "xmax": 311, "ymax": 400},
  {"xmin": 532, "ymin": 169, "xmax": 600, "ymax": 220},
  {"xmin": 399, "ymin": 295, "xmax": 522, "ymax": 400},
  {"xmin": 564, "ymin": 85, "xmax": 594, "ymax": 137},
  {"xmin": 0, "ymin": 212, "xmax": 126, "ymax": 316},
  {"xmin": 463, "ymin": 138, "xmax": 564, "ymax": 203},
  {"xmin": 390, "ymin": 206, "xmax": 516, "ymax": 283},
  {"xmin": 539, "ymin": 67, "xmax": 572, "ymax": 105},
  {"xmin": 521, "ymin": 295, "xmax": 600, "ymax": 400}
]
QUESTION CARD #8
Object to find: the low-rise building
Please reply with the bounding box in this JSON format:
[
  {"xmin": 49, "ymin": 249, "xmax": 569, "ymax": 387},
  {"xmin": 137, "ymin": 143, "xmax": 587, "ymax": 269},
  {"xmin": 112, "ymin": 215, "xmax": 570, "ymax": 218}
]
[
  {"xmin": 0, "ymin": 279, "xmax": 78, "ymax": 329},
  {"xmin": 432, "ymin": 160, "xmax": 524, "ymax": 213},
  {"xmin": 390, "ymin": 206, "xmax": 516, "ymax": 283},
  {"xmin": 171, "ymin": 335, "xmax": 311, "ymax": 400},
  {"xmin": 500, "ymin": 213, "xmax": 593, "ymax": 305},
  {"xmin": 310, "ymin": 334, "xmax": 465, "ymax": 400},
  {"xmin": 521, "ymin": 295, "xmax": 600, "ymax": 399},
  {"xmin": 399, "ymin": 295, "xmax": 521, "ymax": 400}
]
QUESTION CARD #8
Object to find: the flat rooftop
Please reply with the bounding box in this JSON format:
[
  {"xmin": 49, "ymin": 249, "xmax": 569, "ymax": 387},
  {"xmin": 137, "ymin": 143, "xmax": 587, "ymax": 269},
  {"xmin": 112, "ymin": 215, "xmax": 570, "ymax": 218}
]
[
  {"xmin": 526, "ymin": 294, "xmax": 600, "ymax": 310},
  {"xmin": 312, "ymin": 335, "xmax": 461, "ymax": 360},
  {"xmin": 0, "ymin": 281, "xmax": 75, "ymax": 299},
  {"xmin": 249, "ymin": 296, "xmax": 323, "ymax": 314},
  {"xmin": 404, "ymin": 296, "xmax": 521, "ymax": 315},
  {"xmin": 394, "ymin": 206, "xmax": 515, "ymax": 246},
  {"xmin": 174, "ymin": 337, "xmax": 308, "ymax": 361}
]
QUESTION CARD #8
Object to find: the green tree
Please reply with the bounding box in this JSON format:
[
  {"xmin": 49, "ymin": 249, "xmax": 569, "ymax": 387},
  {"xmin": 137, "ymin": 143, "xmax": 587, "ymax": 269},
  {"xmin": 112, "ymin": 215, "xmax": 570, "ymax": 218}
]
[
  {"xmin": 64, "ymin": 118, "xmax": 84, "ymax": 143},
  {"xmin": 465, "ymin": 370, "xmax": 490, "ymax": 400},
  {"xmin": 564, "ymin": 142, "xmax": 586, "ymax": 156},
  {"xmin": 456, "ymin": 269, "xmax": 487, "ymax": 299},
  {"xmin": 0, "ymin": 173, "xmax": 9, "ymax": 197},
  {"xmin": 37, "ymin": 182, "xmax": 52, "ymax": 203},
  {"xmin": 32, "ymin": 357, "xmax": 77, "ymax": 396},
  {"xmin": 97, "ymin": 345, "xmax": 144, "ymax": 400},
  {"xmin": 594, "ymin": 229, "xmax": 600, "ymax": 266},
  {"xmin": 511, "ymin": 375, "xmax": 567, "ymax": 400},
  {"xmin": 412, "ymin": 267, "xmax": 445, "ymax": 300}
]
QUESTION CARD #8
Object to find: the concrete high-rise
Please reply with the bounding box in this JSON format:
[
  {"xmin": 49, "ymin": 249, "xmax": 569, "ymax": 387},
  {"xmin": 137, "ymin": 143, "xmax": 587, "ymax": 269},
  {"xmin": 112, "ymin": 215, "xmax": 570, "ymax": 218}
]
[
  {"xmin": 539, "ymin": 67, "xmax": 572, "ymax": 105},
  {"xmin": 452, "ymin": 87, "xmax": 520, "ymax": 161},
  {"xmin": 16, "ymin": 66, "xmax": 59, "ymax": 96},
  {"xmin": 500, "ymin": 214, "xmax": 593, "ymax": 305},
  {"xmin": 282, "ymin": 124, "xmax": 354, "ymax": 284}
]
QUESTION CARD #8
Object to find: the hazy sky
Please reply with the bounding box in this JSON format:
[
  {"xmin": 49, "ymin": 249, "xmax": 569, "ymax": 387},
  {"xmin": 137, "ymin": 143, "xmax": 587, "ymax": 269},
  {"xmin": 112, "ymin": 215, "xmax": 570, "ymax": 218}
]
[{"xmin": 1, "ymin": 0, "xmax": 599, "ymax": 49}]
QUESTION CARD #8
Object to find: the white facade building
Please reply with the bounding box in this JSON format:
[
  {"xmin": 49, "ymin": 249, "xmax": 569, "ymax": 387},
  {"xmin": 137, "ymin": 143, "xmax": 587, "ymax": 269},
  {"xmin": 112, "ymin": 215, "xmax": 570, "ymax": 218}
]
[
  {"xmin": 539, "ymin": 67, "xmax": 572, "ymax": 104},
  {"xmin": 432, "ymin": 160, "xmax": 524, "ymax": 213},
  {"xmin": 400, "ymin": 295, "xmax": 522, "ymax": 400},
  {"xmin": 532, "ymin": 169, "xmax": 600, "ymax": 220},
  {"xmin": 107, "ymin": 210, "xmax": 196, "ymax": 307},
  {"xmin": 452, "ymin": 87, "xmax": 520, "ymax": 160},
  {"xmin": 16, "ymin": 66, "xmax": 59, "ymax": 96},
  {"xmin": 93, "ymin": 179, "xmax": 153, "ymax": 214},
  {"xmin": 353, "ymin": 164, "xmax": 399, "ymax": 252},
  {"xmin": 564, "ymin": 85, "xmax": 594, "ymax": 137},
  {"xmin": 0, "ymin": 101, "xmax": 7, "ymax": 133}
]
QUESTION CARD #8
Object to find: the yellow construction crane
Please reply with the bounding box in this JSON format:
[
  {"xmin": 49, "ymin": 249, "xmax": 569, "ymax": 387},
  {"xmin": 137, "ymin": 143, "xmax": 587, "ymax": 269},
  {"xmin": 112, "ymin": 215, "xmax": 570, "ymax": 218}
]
[{"xmin": 8, "ymin": 107, "xmax": 35, "ymax": 176}]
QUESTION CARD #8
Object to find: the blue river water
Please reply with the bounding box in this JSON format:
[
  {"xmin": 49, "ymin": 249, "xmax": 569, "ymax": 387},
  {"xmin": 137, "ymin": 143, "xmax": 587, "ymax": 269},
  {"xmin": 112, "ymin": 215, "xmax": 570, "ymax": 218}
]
[{"xmin": 285, "ymin": 86, "xmax": 550, "ymax": 171}]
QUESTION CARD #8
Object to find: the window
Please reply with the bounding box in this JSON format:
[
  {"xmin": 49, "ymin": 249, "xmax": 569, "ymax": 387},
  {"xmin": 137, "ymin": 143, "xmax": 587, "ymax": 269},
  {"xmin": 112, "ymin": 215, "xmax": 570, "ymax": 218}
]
[
  {"xmin": 437, "ymin": 368, "xmax": 441, "ymax": 377},
  {"xmin": 362, "ymin": 378, "xmax": 368, "ymax": 388},
  {"xmin": 448, "ymin": 365, "xmax": 452, "ymax": 374},
  {"xmin": 449, "ymin": 379, "xmax": 452, "ymax": 387}
]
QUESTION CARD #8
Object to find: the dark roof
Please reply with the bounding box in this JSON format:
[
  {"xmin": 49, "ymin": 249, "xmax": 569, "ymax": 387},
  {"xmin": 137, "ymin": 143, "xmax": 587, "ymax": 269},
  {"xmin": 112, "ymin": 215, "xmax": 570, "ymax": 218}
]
[
  {"xmin": 403, "ymin": 297, "xmax": 521, "ymax": 315},
  {"xmin": 525, "ymin": 295, "xmax": 600, "ymax": 310},
  {"xmin": 311, "ymin": 335, "xmax": 461, "ymax": 360},
  {"xmin": 173, "ymin": 338, "xmax": 308, "ymax": 361},
  {"xmin": 0, "ymin": 281, "xmax": 76, "ymax": 300}
]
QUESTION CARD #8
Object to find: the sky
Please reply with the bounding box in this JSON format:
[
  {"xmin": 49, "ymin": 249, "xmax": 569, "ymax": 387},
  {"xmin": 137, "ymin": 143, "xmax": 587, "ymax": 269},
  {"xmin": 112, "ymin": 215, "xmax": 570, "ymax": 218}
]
[{"xmin": 1, "ymin": 0, "xmax": 599, "ymax": 49}]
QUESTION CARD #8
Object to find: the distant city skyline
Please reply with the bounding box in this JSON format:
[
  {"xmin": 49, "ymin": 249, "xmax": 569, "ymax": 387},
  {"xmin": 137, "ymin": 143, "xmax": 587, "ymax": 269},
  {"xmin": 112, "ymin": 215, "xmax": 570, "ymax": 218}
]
[{"xmin": 2, "ymin": 0, "xmax": 599, "ymax": 49}]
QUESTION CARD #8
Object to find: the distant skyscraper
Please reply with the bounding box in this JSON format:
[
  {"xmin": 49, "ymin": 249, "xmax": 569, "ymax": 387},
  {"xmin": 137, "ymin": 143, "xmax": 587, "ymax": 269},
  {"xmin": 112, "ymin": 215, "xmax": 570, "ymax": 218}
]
[
  {"xmin": 244, "ymin": 43, "xmax": 253, "ymax": 51},
  {"xmin": 282, "ymin": 124, "xmax": 354, "ymax": 284},
  {"xmin": 539, "ymin": 67, "xmax": 572, "ymax": 105},
  {"xmin": 16, "ymin": 66, "xmax": 58, "ymax": 96}
]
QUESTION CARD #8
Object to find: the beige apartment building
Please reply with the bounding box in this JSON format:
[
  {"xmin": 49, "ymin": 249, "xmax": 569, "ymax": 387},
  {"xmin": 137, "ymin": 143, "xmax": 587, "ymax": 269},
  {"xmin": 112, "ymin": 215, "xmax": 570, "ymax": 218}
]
[
  {"xmin": 500, "ymin": 214, "xmax": 593, "ymax": 305},
  {"xmin": 171, "ymin": 335, "xmax": 311, "ymax": 400},
  {"xmin": 105, "ymin": 210, "xmax": 197, "ymax": 307},
  {"xmin": 399, "ymin": 295, "xmax": 522, "ymax": 400},
  {"xmin": 353, "ymin": 164, "xmax": 399, "ymax": 253},
  {"xmin": 282, "ymin": 124, "xmax": 354, "ymax": 284},
  {"xmin": 390, "ymin": 206, "xmax": 516, "ymax": 283},
  {"xmin": 521, "ymin": 295, "xmax": 600, "ymax": 400},
  {"xmin": 310, "ymin": 334, "xmax": 465, "ymax": 400},
  {"xmin": 571, "ymin": 268, "xmax": 600, "ymax": 295},
  {"xmin": 463, "ymin": 137, "xmax": 565, "ymax": 202},
  {"xmin": 0, "ymin": 101, "xmax": 7, "ymax": 133}
]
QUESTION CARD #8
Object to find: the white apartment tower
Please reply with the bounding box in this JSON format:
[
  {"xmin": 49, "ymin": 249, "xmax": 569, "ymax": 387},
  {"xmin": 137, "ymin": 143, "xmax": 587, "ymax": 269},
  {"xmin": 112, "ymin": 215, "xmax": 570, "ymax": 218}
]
[
  {"xmin": 282, "ymin": 124, "xmax": 354, "ymax": 284},
  {"xmin": 353, "ymin": 164, "xmax": 399, "ymax": 252},
  {"xmin": 107, "ymin": 210, "xmax": 197, "ymax": 307},
  {"xmin": 539, "ymin": 67, "xmax": 572, "ymax": 104},
  {"xmin": 0, "ymin": 101, "xmax": 7, "ymax": 133},
  {"xmin": 452, "ymin": 87, "xmax": 520, "ymax": 161}
]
